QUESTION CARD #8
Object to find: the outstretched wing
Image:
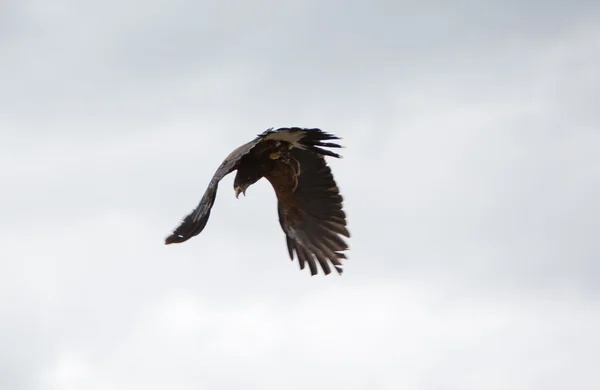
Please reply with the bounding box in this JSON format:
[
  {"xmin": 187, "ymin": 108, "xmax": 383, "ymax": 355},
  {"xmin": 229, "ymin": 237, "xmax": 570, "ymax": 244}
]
[
  {"xmin": 267, "ymin": 129, "xmax": 350, "ymax": 275},
  {"xmin": 165, "ymin": 137, "xmax": 263, "ymax": 245}
]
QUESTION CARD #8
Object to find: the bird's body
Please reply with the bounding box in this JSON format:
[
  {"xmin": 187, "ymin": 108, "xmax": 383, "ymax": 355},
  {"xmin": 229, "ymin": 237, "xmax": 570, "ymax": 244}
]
[{"xmin": 165, "ymin": 127, "xmax": 350, "ymax": 275}]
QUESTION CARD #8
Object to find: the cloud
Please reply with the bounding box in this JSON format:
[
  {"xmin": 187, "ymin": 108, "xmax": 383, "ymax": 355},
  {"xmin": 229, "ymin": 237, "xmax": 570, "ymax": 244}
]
[
  {"xmin": 1, "ymin": 1, "xmax": 599, "ymax": 389},
  {"xmin": 34, "ymin": 284, "xmax": 600, "ymax": 390}
]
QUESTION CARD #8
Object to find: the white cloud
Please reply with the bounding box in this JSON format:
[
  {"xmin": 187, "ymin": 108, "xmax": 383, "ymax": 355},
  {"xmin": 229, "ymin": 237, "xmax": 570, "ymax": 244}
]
[
  {"xmin": 32, "ymin": 284, "xmax": 600, "ymax": 390},
  {"xmin": 1, "ymin": 1, "xmax": 599, "ymax": 389}
]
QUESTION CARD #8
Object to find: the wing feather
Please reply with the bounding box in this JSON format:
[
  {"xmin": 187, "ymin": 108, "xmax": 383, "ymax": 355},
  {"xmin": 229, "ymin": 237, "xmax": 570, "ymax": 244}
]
[
  {"xmin": 165, "ymin": 137, "xmax": 262, "ymax": 244},
  {"xmin": 297, "ymin": 245, "xmax": 318, "ymax": 276},
  {"xmin": 272, "ymin": 136, "xmax": 350, "ymax": 275}
]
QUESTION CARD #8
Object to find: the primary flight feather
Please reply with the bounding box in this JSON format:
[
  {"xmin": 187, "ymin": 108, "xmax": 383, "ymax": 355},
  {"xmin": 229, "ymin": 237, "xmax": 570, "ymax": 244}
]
[{"xmin": 165, "ymin": 127, "xmax": 350, "ymax": 275}]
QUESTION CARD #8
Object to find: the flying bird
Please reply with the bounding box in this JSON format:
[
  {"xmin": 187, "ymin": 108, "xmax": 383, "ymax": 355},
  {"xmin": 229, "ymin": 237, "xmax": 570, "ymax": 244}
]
[{"xmin": 165, "ymin": 127, "xmax": 350, "ymax": 275}]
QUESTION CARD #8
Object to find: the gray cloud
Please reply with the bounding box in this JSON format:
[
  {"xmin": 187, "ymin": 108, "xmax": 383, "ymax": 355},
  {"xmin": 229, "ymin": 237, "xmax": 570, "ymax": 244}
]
[{"xmin": 1, "ymin": 1, "xmax": 599, "ymax": 389}]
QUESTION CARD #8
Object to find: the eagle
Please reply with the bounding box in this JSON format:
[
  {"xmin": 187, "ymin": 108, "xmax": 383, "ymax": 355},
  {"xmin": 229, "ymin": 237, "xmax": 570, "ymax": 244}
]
[{"xmin": 165, "ymin": 127, "xmax": 350, "ymax": 275}]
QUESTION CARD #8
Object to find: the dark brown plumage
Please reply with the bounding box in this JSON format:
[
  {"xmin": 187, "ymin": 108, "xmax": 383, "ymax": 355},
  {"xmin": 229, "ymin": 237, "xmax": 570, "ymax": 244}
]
[{"xmin": 165, "ymin": 127, "xmax": 350, "ymax": 275}]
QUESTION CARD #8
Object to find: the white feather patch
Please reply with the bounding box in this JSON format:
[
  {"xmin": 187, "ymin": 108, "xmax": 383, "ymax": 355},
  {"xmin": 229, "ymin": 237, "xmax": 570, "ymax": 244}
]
[{"xmin": 263, "ymin": 129, "xmax": 306, "ymax": 148}]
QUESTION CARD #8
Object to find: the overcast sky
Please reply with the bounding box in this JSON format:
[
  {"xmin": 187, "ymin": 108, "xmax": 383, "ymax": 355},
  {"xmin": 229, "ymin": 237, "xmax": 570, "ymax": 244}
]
[{"xmin": 1, "ymin": 1, "xmax": 600, "ymax": 389}]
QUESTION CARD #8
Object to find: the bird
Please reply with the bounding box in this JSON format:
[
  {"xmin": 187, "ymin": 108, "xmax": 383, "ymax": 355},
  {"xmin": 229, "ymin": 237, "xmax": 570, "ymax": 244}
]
[{"xmin": 165, "ymin": 127, "xmax": 350, "ymax": 275}]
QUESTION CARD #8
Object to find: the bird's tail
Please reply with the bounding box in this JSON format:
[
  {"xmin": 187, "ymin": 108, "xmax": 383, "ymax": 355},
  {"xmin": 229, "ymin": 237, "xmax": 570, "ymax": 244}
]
[
  {"xmin": 296, "ymin": 128, "xmax": 344, "ymax": 158},
  {"xmin": 260, "ymin": 127, "xmax": 344, "ymax": 158}
]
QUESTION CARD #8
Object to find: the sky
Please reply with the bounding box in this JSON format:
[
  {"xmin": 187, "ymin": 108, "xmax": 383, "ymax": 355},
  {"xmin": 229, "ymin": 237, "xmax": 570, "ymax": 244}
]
[{"xmin": 1, "ymin": 0, "xmax": 599, "ymax": 389}]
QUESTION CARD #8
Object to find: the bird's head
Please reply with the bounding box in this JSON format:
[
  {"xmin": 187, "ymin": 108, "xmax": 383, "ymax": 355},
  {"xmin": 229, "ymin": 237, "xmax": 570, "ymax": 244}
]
[
  {"xmin": 233, "ymin": 156, "xmax": 276, "ymax": 199},
  {"xmin": 234, "ymin": 183, "xmax": 248, "ymax": 198},
  {"xmin": 233, "ymin": 170, "xmax": 260, "ymax": 199}
]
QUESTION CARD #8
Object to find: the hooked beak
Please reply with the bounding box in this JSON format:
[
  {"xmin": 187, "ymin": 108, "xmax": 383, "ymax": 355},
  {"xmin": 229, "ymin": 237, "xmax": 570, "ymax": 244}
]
[{"xmin": 234, "ymin": 185, "xmax": 246, "ymax": 199}]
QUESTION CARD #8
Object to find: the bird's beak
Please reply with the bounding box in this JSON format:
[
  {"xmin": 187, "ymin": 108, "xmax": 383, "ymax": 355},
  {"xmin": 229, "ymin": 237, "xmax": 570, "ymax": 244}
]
[{"xmin": 234, "ymin": 186, "xmax": 246, "ymax": 199}]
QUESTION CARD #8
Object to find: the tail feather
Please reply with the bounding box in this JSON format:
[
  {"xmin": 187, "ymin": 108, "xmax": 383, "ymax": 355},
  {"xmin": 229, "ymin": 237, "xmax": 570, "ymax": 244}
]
[
  {"xmin": 260, "ymin": 127, "xmax": 344, "ymax": 158},
  {"xmin": 295, "ymin": 128, "xmax": 343, "ymax": 158},
  {"xmin": 306, "ymin": 146, "xmax": 342, "ymax": 158}
]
